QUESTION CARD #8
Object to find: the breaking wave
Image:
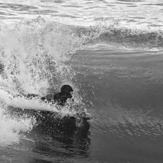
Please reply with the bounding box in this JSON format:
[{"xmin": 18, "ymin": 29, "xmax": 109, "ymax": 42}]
[{"xmin": 0, "ymin": 17, "xmax": 163, "ymax": 146}]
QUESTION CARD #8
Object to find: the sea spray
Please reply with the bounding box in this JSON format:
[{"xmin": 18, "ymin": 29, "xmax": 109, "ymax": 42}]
[
  {"xmin": 0, "ymin": 17, "xmax": 99, "ymax": 95},
  {"xmin": 0, "ymin": 18, "xmax": 98, "ymax": 147},
  {"xmin": 0, "ymin": 102, "xmax": 35, "ymax": 147}
]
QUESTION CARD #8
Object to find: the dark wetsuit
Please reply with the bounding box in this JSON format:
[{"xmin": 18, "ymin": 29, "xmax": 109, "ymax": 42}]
[
  {"xmin": 26, "ymin": 85, "xmax": 73, "ymax": 106},
  {"xmin": 40, "ymin": 92, "xmax": 72, "ymax": 106},
  {"xmin": 53, "ymin": 93, "xmax": 72, "ymax": 106}
]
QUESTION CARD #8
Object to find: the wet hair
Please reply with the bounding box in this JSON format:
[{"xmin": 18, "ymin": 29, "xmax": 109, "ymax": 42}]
[{"xmin": 61, "ymin": 85, "xmax": 73, "ymax": 93}]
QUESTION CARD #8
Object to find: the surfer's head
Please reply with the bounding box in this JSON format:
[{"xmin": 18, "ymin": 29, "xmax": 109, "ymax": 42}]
[{"xmin": 60, "ymin": 85, "xmax": 73, "ymax": 94}]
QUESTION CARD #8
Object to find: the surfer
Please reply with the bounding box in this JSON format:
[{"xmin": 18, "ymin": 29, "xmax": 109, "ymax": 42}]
[
  {"xmin": 26, "ymin": 85, "xmax": 74, "ymax": 106},
  {"xmin": 41, "ymin": 85, "xmax": 74, "ymax": 106},
  {"xmin": 24, "ymin": 84, "xmax": 91, "ymax": 127}
]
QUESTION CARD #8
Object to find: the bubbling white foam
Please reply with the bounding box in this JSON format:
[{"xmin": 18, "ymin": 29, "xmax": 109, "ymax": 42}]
[
  {"xmin": 0, "ymin": 19, "xmax": 95, "ymax": 145},
  {"xmin": 0, "ymin": 18, "xmax": 98, "ymax": 118},
  {"xmin": 0, "ymin": 103, "xmax": 35, "ymax": 147},
  {"xmin": 0, "ymin": 17, "xmax": 94, "ymax": 99}
]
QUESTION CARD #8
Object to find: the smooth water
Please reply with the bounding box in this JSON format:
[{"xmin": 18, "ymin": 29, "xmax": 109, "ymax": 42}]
[{"xmin": 0, "ymin": 0, "xmax": 163, "ymax": 163}]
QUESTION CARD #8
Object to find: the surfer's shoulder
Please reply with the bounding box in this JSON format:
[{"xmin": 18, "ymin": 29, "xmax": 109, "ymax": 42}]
[{"xmin": 53, "ymin": 92, "xmax": 61, "ymax": 99}]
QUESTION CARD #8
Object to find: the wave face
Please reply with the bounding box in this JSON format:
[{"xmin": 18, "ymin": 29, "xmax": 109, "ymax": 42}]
[
  {"xmin": 0, "ymin": 16, "xmax": 163, "ymax": 162},
  {"xmin": 70, "ymin": 46, "xmax": 163, "ymax": 162}
]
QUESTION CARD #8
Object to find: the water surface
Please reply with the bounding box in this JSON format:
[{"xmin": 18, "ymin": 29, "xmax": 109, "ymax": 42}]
[{"xmin": 0, "ymin": 0, "xmax": 163, "ymax": 163}]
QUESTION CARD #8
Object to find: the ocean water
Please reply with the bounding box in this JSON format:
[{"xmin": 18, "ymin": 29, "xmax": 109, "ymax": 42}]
[{"xmin": 0, "ymin": 0, "xmax": 163, "ymax": 163}]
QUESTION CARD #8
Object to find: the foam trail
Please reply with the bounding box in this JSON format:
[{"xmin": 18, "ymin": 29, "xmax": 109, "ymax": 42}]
[
  {"xmin": 0, "ymin": 87, "xmax": 81, "ymax": 117},
  {"xmin": 0, "ymin": 88, "xmax": 59, "ymax": 113}
]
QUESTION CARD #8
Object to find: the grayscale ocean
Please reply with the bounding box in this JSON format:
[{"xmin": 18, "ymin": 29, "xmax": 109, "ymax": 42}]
[{"xmin": 0, "ymin": 0, "xmax": 163, "ymax": 163}]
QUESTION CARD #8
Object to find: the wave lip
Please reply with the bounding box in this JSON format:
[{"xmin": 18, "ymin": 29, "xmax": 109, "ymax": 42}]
[{"xmin": 96, "ymin": 25, "xmax": 163, "ymax": 50}]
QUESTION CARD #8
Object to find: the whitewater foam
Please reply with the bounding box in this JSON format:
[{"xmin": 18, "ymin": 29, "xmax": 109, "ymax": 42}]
[
  {"xmin": 0, "ymin": 18, "xmax": 97, "ymax": 147},
  {"xmin": 0, "ymin": 18, "xmax": 97, "ymax": 95},
  {"xmin": 0, "ymin": 102, "xmax": 35, "ymax": 147}
]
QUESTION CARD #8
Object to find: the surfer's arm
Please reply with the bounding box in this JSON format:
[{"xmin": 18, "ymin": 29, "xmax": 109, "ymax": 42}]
[
  {"xmin": 25, "ymin": 94, "xmax": 39, "ymax": 99},
  {"xmin": 41, "ymin": 94, "xmax": 54, "ymax": 102}
]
